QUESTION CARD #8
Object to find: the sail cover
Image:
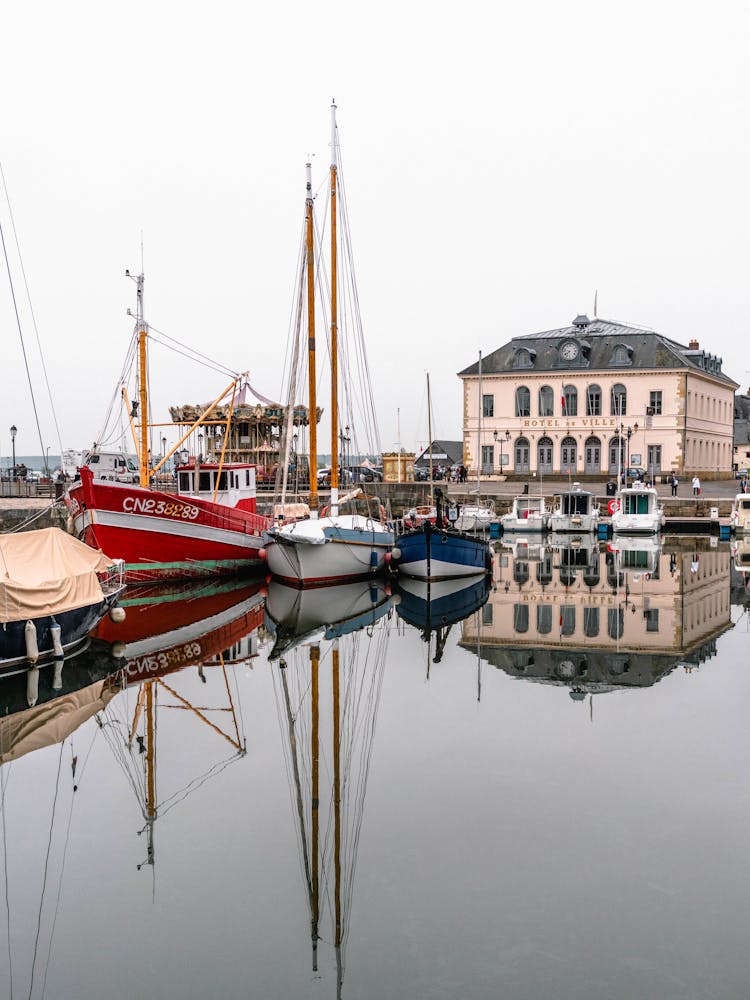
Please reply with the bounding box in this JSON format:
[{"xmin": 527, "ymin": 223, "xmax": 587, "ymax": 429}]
[{"xmin": 0, "ymin": 527, "xmax": 115, "ymax": 623}]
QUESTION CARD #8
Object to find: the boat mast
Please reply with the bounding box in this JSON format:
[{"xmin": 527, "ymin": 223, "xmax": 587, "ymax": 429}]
[
  {"xmin": 427, "ymin": 373, "xmax": 434, "ymax": 502},
  {"xmin": 306, "ymin": 162, "xmax": 319, "ymax": 515},
  {"xmin": 330, "ymin": 101, "xmax": 340, "ymax": 516},
  {"xmin": 132, "ymin": 270, "xmax": 149, "ymax": 488}
]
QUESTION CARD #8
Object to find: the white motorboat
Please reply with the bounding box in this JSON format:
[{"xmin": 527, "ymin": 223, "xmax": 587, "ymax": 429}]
[
  {"xmin": 548, "ymin": 486, "xmax": 600, "ymax": 533},
  {"xmin": 454, "ymin": 502, "xmax": 496, "ymax": 532},
  {"xmin": 611, "ymin": 483, "xmax": 664, "ymax": 535},
  {"xmin": 730, "ymin": 493, "xmax": 750, "ymax": 534},
  {"xmin": 500, "ymin": 494, "xmax": 549, "ymax": 533}
]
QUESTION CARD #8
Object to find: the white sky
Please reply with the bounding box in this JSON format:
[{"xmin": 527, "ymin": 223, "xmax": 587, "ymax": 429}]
[{"xmin": 1, "ymin": 0, "xmax": 748, "ymax": 462}]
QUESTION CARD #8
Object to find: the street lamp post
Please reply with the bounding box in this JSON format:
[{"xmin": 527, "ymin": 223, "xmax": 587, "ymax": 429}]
[
  {"xmin": 10, "ymin": 424, "xmax": 17, "ymax": 479},
  {"xmin": 493, "ymin": 428, "xmax": 510, "ymax": 476}
]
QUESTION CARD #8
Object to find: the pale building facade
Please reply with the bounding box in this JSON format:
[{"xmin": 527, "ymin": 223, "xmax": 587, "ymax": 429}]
[{"xmin": 459, "ymin": 315, "xmax": 738, "ymax": 480}]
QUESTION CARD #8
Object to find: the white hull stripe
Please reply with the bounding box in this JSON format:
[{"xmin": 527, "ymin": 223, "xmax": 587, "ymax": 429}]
[{"xmin": 77, "ymin": 509, "xmax": 262, "ymax": 551}]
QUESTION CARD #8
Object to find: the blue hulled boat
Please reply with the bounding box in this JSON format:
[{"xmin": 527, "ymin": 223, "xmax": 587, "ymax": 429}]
[{"xmin": 392, "ymin": 489, "xmax": 492, "ymax": 581}]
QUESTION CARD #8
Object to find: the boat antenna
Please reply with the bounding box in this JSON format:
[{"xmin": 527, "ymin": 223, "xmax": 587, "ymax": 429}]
[
  {"xmin": 427, "ymin": 373, "xmax": 434, "ymax": 504},
  {"xmin": 126, "ymin": 268, "xmax": 150, "ymax": 487}
]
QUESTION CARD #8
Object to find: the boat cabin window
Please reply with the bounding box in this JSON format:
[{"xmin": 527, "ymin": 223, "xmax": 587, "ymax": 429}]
[
  {"xmin": 89, "ymin": 455, "xmax": 100, "ymax": 464},
  {"xmin": 562, "ymin": 493, "xmax": 590, "ymax": 515},
  {"xmin": 178, "ymin": 471, "xmax": 193, "ymax": 493},
  {"xmin": 128, "ymin": 460, "xmax": 137, "ymax": 471},
  {"xmin": 623, "ymin": 493, "xmax": 650, "ymax": 515},
  {"xmin": 199, "ymin": 471, "xmax": 212, "ymax": 491},
  {"xmin": 741, "ymin": 500, "xmax": 750, "ymax": 511}
]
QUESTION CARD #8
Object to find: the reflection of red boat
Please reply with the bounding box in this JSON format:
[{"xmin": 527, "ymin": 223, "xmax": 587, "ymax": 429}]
[{"xmin": 94, "ymin": 578, "xmax": 265, "ymax": 683}]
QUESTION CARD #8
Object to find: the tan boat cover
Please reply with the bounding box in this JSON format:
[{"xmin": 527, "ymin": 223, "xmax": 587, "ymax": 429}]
[
  {"xmin": 0, "ymin": 527, "xmax": 115, "ymax": 623},
  {"xmin": 0, "ymin": 677, "xmax": 121, "ymax": 764}
]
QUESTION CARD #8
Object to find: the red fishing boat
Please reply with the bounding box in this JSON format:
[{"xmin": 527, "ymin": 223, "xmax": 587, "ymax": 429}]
[{"xmin": 65, "ymin": 271, "xmax": 270, "ymax": 582}]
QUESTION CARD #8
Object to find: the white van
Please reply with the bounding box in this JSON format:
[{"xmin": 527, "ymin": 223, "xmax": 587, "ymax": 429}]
[{"xmin": 85, "ymin": 451, "xmax": 140, "ymax": 483}]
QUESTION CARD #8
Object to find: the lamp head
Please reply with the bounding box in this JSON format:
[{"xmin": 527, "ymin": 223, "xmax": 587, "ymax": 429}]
[{"xmin": 10, "ymin": 425, "xmax": 16, "ymax": 439}]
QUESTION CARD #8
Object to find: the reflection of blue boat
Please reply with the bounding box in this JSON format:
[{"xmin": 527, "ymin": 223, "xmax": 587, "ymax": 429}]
[
  {"xmin": 265, "ymin": 579, "xmax": 394, "ymax": 658},
  {"xmin": 396, "ymin": 574, "xmax": 490, "ymax": 632}
]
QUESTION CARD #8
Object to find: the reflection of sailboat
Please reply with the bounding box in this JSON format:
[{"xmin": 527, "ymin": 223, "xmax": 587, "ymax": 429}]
[
  {"xmin": 269, "ymin": 581, "xmax": 392, "ymax": 995},
  {"xmin": 265, "ymin": 578, "xmax": 393, "ymax": 659},
  {"xmin": 396, "ymin": 575, "xmax": 489, "ymax": 651}
]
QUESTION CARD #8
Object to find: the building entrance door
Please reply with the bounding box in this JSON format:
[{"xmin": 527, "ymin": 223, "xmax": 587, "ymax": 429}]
[
  {"xmin": 647, "ymin": 445, "xmax": 662, "ymax": 478},
  {"xmin": 561, "ymin": 436, "xmax": 577, "ymax": 475},
  {"xmin": 515, "ymin": 437, "xmax": 530, "ymax": 475},
  {"xmin": 584, "ymin": 437, "xmax": 601, "ymax": 475},
  {"xmin": 537, "ymin": 437, "xmax": 553, "ymax": 475}
]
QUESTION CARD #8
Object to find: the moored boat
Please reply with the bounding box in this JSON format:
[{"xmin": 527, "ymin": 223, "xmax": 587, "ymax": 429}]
[
  {"xmin": 454, "ymin": 502, "xmax": 496, "ymax": 532},
  {"xmin": 65, "ymin": 272, "xmax": 270, "ymax": 583},
  {"xmin": 548, "ymin": 486, "xmax": 599, "ymax": 533},
  {"xmin": 0, "ymin": 527, "xmax": 125, "ymax": 687},
  {"xmin": 500, "ymin": 494, "xmax": 550, "ymax": 533},
  {"xmin": 611, "ymin": 482, "xmax": 664, "ymax": 535},
  {"xmin": 730, "ymin": 493, "xmax": 750, "ymax": 534}
]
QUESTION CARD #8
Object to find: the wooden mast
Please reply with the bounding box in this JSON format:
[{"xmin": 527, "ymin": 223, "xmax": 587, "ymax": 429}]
[
  {"xmin": 134, "ymin": 271, "xmax": 150, "ymax": 488},
  {"xmin": 306, "ymin": 162, "xmax": 319, "ymax": 515},
  {"xmin": 329, "ymin": 101, "xmax": 340, "ymax": 515},
  {"xmin": 332, "ymin": 641, "xmax": 342, "ymax": 965}
]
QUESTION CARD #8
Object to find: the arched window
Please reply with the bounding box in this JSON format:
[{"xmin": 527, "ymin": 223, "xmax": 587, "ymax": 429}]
[
  {"xmin": 608, "ymin": 607, "xmax": 624, "ymax": 640},
  {"xmin": 515, "ymin": 386, "xmax": 531, "ymax": 417},
  {"xmin": 538, "ymin": 436, "xmax": 553, "ymax": 474},
  {"xmin": 513, "ymin": 605, "xmax": 529, "ymax": 633},
  {"xmin": 611, "ymin": 383, "xmax": 627, "ymax": 416},
  {"xmin": 561, "ymin": 436, "xmax": 577, "ymax": 474},
  {"xmin": 586, "ymin": 384, "xmax": 602, "ymax": 416},
  {"xmin": 513, "ymin": 348, "xmax": 533, "ymax": 369},
  {"xmin": 610, "ymin": 344, "xmax": 630, "ymax": 365},
  {"xmin": 562, "ymin": 384, "xmax": 577, "ymax": 416},
  {"xmin": 537, "ymin": 604, "xmax": 552, "ymax": 634},
  {"xmin": 539, "ymin": 385, "xmax": 554, "ymax": 417}
]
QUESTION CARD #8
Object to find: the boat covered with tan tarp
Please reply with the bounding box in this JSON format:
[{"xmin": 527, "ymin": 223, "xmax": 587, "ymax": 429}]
[{"xmin": 0, "ymin": 527, "xmax": 124, "ymax": 677}]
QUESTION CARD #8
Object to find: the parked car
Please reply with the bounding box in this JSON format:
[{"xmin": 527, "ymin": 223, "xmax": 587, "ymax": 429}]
[
  {"xmin": 413, "ymin": 466, "xmax": 429, "ymax": 481},
  {"xmin": 622, "ymin": 467, "xmax": 647, "ymax": 480}
]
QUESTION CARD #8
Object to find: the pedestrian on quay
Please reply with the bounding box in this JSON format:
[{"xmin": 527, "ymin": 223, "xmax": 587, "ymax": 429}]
[
  {"xmin": 692, "ymin": 475, "xmax": 701, "ymax": 497},
  {"xmin": 671, "ymin": 474, "xmax": 679, "ymax": 497}
]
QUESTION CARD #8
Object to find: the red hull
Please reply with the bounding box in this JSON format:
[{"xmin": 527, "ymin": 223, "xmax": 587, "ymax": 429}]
[{"xmin": 67, "ymin": 468, "xmax": 269, "ymax": 583}]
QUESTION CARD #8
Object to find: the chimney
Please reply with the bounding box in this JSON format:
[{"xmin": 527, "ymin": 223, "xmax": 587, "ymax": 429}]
[{"xmin": 688, "ymin": 339, "xmax": 699, "ymax": 350}]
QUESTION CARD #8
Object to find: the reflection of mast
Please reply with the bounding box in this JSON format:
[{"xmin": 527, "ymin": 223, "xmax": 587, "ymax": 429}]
[
  {"xmin": 333, "ymin": 639, "xmax": 343, "ymax": 998},
  {"xmin": 311, "ymin": 645, "xmax": 320, "ymax": 970}
]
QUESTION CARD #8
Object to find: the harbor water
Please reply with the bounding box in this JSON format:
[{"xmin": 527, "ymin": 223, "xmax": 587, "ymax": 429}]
[{"xmin": 1, "ymin": 536, "xmax": 748, "ymax": 999}]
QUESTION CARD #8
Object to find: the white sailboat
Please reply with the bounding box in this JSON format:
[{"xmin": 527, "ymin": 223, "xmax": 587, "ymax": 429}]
[{"xmin": 265, "ymin": 104, "xmax": 393, "ymax": 585}]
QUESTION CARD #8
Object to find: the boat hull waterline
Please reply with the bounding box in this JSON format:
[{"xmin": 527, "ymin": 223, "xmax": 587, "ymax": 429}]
[
  {"xmin": 67, "ymin": 469, "xmax": 268, "ymax": 583},
  {"xmin": 393, "ymin": 523, "xmax": 491, "ymax": 581},
  {"xmin": 265, "ymin": 515, "xmax": 395, "ymax": 587}
]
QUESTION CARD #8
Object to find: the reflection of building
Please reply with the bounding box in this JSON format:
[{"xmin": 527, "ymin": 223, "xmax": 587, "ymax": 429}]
[
  {"xmin": 459, "ymin": 315, "xmax": 738, "ymax": 479},
  {"xmin": 462, "ymin": 540, "xmax": 731, "ymax": 697}
]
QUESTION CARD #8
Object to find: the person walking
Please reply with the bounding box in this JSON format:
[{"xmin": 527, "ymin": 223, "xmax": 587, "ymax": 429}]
[
  {"xmin": 692, "ymin": 475, "xmax": 700, "ymax": 497},
  {"xmin": 671, "ymin": 474, "xmax": 679, "ymax": 497}
]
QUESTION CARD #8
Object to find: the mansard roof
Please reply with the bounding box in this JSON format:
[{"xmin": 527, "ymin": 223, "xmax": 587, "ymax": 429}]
[{"xmin": 458, "ymin": 316, "xmax": 738, "ymax": 388}]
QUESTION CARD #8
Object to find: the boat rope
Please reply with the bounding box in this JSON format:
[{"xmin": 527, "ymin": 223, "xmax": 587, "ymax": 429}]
[
  {"xmin": 27, "ymin": 741, "xmax": 65, "ymax": 1000},
  {"xmin": 0, "ymin": 199, "xmax": 49, "ymax": 472},
  {"xmin": 0, "ymin": 165, "xmax": 65, "ymax": 469},
  {"xmin": 157, "ymin": 753, "xmax": 242, "ymax": 817},
  {"xmin": 147, "ymin": 325, "xmax": 238, "ymax": 381},
  {"xmin": 7, "ymin": 501, "xmax": 58, "ymax": 534},
  {"xmin": 39, "ymin": 741, "xmax": 81, "ymax": 1000}
]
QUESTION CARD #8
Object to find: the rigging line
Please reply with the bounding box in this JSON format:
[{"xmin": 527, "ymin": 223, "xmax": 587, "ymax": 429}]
[
  {"xmin": 157, "ymin": 754, "xmax": 243, "ymax": 817},
  {"xmin": 0, "ymin": 216, "xmax": 48, "ymax": 467},
  {"xmin": 27, "ymin": 741, "xmax": 65, "ymax": 1000},
  {"xmin": 146, "ymin": 325, "xmax": 238, "ymax": 379},
  {"xmin": 146, "ymin": 334, "xmax": 238, "ymax": 380},
  {"xmin": 0, "ymin": 164, "xmax": 65, "ymax": 465},
  {"xmin": 0, "ymin": 749, "xmax": 14, "ymax": 1000},
  {"xmin": 40, "ymin": 744, "xmax": 78, "ymax": 1000}
]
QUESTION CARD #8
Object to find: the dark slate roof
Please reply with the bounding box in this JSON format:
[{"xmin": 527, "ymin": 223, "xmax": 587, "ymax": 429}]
[
  {"xmin": 458, "ymin": 316, "xmax": 738, "ymax": 387},
  {"xmin": 415, "ymin": 439, "xmax": 463, "ymax": 465}
]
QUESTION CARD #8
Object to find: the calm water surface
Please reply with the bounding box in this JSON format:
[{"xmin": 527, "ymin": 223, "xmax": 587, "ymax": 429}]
[{"xmin": 1, "ymin": 538, "xmax": 749, "ymax": 999}]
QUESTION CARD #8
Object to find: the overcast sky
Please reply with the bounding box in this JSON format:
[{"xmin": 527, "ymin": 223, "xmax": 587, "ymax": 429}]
[{"xmin": 1, "ymin": 0, "xmax": 748, "ymax": 463}]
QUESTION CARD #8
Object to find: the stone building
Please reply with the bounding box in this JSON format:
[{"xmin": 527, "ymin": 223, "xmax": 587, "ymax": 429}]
[{"xmin": 458, "ymin": 315, "xmax": 738, "ymax": 480}]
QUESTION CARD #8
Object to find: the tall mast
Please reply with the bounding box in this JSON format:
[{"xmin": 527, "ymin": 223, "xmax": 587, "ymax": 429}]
[
  {"xmin": 427, "ymin": 373, "xmax": 434, "ymax": 503},
  {"xmin": 329, "ymin": 101, "xmax": 340, "ymax": 515},
  {"xmin": 134, "ymin": 271, "xmax": 149, "ymax": 488},
  {"xmin": 305, "ymin": 162, "xmax": 319, "ymax": 515}
]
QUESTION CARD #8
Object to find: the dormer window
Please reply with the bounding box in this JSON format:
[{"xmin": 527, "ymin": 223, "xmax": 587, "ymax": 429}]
[
  {"xmin": 610, "ymin": 344, "xmax": 632, "ymax": 366},
  {"xmin": 513, "ymin": 348, "xmax": 535, "ymax": 369}
]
